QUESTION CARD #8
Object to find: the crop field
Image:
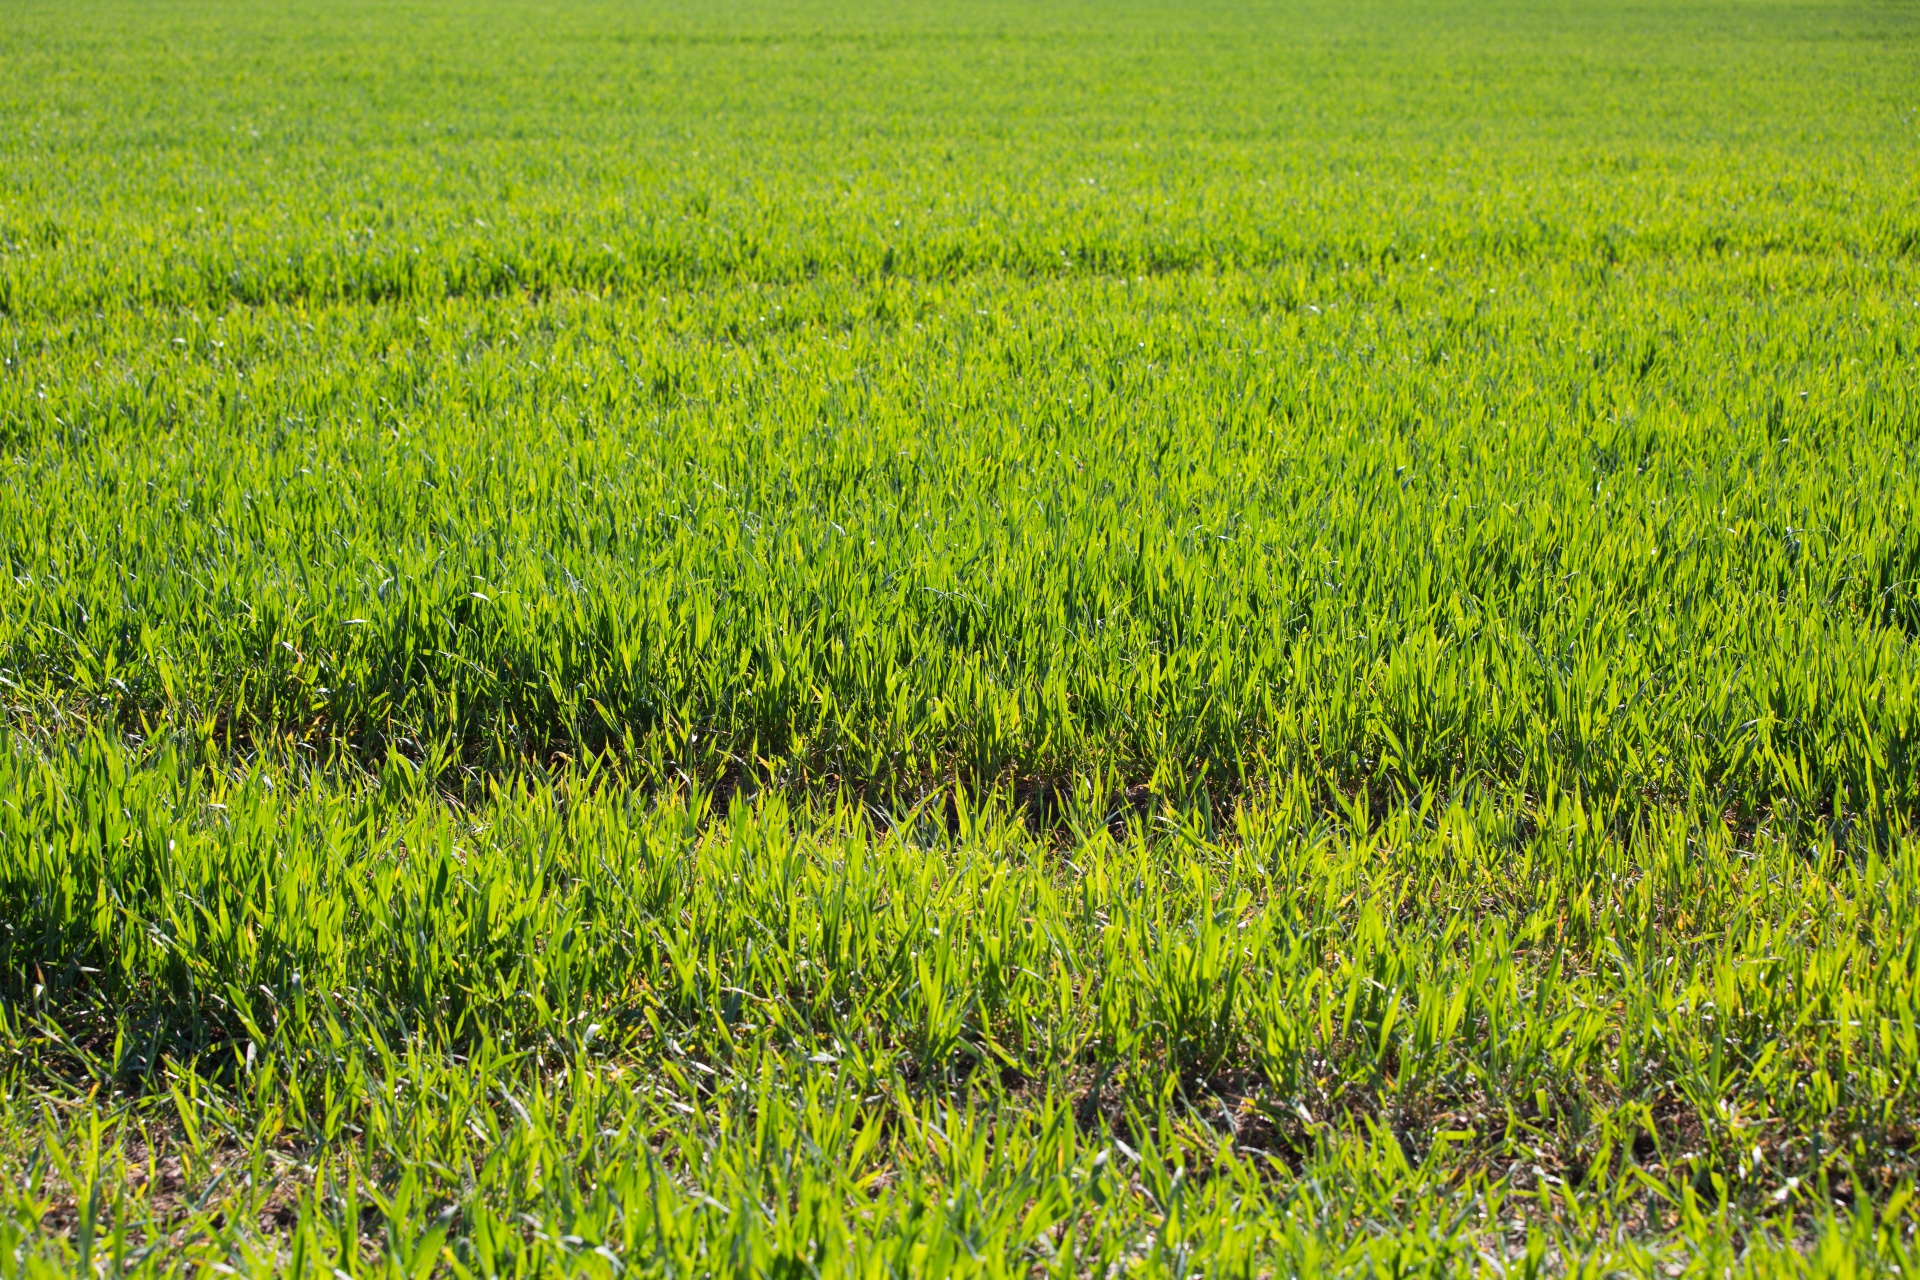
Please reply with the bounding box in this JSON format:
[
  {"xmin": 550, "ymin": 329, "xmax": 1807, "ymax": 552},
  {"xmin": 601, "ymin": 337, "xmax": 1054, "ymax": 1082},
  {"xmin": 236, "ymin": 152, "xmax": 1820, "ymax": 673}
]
[{"xmin": 3, "ymin": 0, "xmax": 1920, "ymax": 1273}]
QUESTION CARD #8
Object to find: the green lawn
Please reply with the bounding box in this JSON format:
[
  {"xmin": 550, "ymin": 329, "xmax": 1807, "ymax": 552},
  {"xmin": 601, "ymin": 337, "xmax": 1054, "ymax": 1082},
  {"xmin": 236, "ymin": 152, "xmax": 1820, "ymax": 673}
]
[{"xmin": 2, "ymin": 0, "xmax": 1919, "ymax": 1273}]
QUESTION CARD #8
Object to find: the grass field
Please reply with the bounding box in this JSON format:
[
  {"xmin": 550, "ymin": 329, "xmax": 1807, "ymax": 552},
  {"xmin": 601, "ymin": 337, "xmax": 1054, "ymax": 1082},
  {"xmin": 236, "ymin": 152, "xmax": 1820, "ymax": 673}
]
[{"xmin": 4, "ymin": 0, "xmax": 1920, "ymax": 1273}]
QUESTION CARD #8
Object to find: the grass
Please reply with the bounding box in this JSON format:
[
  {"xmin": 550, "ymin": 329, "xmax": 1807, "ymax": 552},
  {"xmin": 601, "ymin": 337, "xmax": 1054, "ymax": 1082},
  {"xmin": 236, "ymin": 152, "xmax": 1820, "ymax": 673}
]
[{"xmin": 2, "ymin": 0, "xmax": 1919, "ymax": 1272}]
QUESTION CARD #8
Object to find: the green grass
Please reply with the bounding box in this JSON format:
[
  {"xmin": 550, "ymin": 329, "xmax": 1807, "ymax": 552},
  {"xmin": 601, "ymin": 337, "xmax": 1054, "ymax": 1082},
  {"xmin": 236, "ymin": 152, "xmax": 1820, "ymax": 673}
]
[{"xmin": 2, "ymin": 0, "xmax": 1919, "ymax": 1273}]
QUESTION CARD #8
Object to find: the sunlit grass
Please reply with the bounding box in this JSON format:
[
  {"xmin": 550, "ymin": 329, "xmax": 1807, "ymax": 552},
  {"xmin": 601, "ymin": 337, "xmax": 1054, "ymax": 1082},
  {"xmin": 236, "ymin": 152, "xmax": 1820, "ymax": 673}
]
[{"xmin": 2, "ymin": 0, "xmax": 1918, "ymax": 1272}]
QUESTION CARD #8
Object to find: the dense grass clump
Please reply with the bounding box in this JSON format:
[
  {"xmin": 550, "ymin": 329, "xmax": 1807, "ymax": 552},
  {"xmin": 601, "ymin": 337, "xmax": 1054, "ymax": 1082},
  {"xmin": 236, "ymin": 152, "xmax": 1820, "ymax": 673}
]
[{"xmin": 2, "ymin": 0, "xmax": 1918, "ymax": 1273}]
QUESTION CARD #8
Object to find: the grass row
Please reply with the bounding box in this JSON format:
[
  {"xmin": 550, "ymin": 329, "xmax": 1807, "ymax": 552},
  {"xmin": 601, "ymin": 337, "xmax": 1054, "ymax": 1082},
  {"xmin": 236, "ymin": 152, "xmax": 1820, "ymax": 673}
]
[
  {"xmin": 4, "ymin": 738, "xmax": 1919, "ymax": 1273},
  {"xmin": 4, "ymin": 0, "xmax": 1917, "ymax": 317},
  {"xmin": 5, "ymin": 260, "xmax": 1918, "ymax": 825}
]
